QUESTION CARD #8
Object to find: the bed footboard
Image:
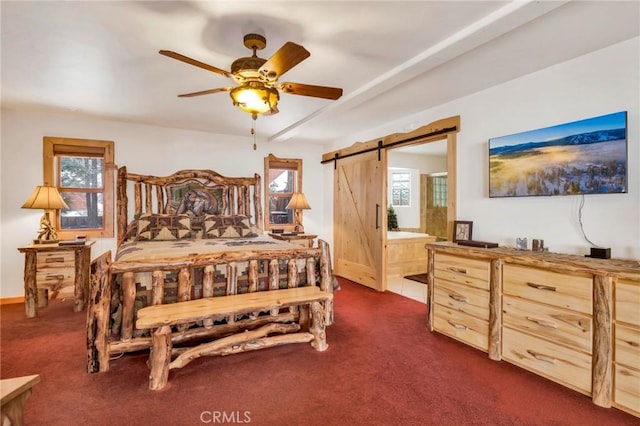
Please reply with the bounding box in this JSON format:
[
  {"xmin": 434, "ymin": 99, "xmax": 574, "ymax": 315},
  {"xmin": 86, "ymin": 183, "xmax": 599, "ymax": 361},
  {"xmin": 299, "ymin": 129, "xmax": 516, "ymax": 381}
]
[{"xmin": 87, "ymin": 240, "xmax": 333, "ymax": 373}]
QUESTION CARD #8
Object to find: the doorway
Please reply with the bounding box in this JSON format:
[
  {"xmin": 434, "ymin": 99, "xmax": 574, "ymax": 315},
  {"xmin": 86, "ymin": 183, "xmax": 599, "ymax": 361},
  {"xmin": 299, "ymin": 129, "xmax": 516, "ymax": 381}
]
[
  {"xmin": 388, "ymin": 140, "xmax": 448, "ymax": 238},
  {"xmin": 324, "ymin": 116, "xmax": 459, "ymax": 293}
]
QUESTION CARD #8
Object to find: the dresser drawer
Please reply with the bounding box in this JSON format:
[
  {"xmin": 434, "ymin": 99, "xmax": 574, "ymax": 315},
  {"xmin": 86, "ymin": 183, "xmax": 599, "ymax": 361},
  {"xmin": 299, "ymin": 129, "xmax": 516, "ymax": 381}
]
[
  {"xmin": 37, "ymin": 251, "xmax": 75, "ymax": 268},
  {"xmin": 502, "ymin": 327, "xmax": 592, "ymax": 394},
  {"xmin": 614, "ymin": 364, "xmax": 640, "ymax": 416},
  {"xmin": 502, "ymin": 327, "xmax": 591, "ymax": 394},
  {"xmin": 433, "ymin": 279, "xmax": 489, "ymax": 321},
  {"xmin": 503, "ymin": 264, "xmax": 592, "ymax": 314},
  {"xmin": 615, "ymin": 324, "xmax": 640, "ymax": 370},
  {"xmin": 433, "ymin": 254, "xmax": 490, "ymax": 291},
  {"xmin": 616, "ymin": 280, "xmax": 640, "ymax": 327},
  {"xmin": 503, "ymin": 296, "xmax": 592, "ymax": 353},
  {"xmin": 35, "ymin": 269, "xmax": 74, "ymax": 285},
  {"xmin": 433, "ymin": 307, "xmax": 488, "ymax": 351}
]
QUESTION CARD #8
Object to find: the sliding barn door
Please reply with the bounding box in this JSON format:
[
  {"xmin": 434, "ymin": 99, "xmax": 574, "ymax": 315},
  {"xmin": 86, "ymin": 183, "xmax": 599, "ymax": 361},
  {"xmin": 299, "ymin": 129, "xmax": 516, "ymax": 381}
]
[{"xmin": 333, "ymin": 150, "xmax": 386, "ymax": 291}]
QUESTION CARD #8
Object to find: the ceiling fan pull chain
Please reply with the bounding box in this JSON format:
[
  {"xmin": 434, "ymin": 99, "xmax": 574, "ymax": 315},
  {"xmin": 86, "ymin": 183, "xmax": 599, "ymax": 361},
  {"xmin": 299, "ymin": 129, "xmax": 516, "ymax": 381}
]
[{"xmin": 251, "ymin": 117, "xmax": 257, "ymax": 151}]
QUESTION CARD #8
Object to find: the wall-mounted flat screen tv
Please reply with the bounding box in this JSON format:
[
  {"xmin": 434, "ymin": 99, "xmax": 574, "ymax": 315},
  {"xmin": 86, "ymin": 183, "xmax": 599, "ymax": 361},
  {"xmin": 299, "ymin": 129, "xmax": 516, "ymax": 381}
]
[{"xmin": 489, "ymin": 111, "xmax": 628, "ymax": 198}]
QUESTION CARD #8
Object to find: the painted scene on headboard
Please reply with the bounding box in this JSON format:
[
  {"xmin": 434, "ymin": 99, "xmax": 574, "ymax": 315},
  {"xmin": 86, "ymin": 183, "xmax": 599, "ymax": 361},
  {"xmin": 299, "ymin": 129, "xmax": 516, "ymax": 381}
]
[{"xmin": 165, "ymin": 180, "xmax": 227, "ymax": 229}]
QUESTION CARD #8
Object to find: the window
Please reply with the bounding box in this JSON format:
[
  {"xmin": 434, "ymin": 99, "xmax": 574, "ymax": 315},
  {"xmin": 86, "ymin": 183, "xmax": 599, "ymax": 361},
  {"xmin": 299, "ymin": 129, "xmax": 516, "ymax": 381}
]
[
  {"xmin": 44, "ymin": 137, "xmax": 115, "ymax": 239},
  {"xmin": 264, "ymin": 154, "xmax": 302, "ymax": 231},
  {"xmin": 432, "ymin": 175, "xmax": 448, "ymax": 207},
  {"xmin": 391, "ymin": 172, "xmax": 411, "ymax": 206}
]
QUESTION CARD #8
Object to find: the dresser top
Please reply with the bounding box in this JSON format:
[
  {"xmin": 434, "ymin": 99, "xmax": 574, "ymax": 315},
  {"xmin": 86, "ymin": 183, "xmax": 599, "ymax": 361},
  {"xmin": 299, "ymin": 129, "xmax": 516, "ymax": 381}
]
[{"xmin": 426, "ymin": 242, "xmax": 640, "ymax": 277}]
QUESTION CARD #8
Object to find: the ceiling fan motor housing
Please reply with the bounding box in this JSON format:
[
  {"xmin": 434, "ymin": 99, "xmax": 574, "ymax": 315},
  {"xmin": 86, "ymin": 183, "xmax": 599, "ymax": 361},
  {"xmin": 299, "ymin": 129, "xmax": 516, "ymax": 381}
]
[{"xmin": 231, "ymin": 34, "xmax": 270, "ymax": 82}]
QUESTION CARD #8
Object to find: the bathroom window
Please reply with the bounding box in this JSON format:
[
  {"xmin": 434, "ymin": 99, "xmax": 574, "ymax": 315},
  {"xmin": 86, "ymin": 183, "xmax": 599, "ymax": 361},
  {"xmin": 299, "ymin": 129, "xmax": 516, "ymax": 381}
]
[
  {"xmin": 391, "ymin": 172, "xmax": 411, "ymax": 206},
  {"xmin": 432, "ymin": 175, "xmax": 448, "ymax": 207}
]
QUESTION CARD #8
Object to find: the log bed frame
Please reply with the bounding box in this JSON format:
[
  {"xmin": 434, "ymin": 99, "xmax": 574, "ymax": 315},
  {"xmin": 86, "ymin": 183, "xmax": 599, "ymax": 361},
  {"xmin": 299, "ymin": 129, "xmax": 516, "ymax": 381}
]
[{"xmin": 87, "ymin": 167, "xmax": 334, "ymax": 374}]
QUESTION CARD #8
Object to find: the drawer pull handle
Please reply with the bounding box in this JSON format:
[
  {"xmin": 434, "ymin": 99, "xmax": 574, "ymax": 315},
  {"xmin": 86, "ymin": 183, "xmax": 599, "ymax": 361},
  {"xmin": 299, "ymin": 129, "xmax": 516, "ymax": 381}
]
[
  {"xmin": 627, "ymin": 340, "xmax": 639, "ymax": 348},
  {"xmin": 526, "ymin": 282, "xmax": 556, "ymax": 292},
  {"xmin": 448, "ymin": 294, "xmax": 468, "ymax": 303},
  {"xmin": 447, "ymin": 267, "xmax": 467, "ymax": 274},
  {"xmin": 447, "ymin": 320, "xmax": 468, "ymax": 330},
  {"xmin": 527, "ymin": 350, "xmax": 556, "ymax": 364},
  {"xmin": 45, "ymin": 274, "xmax": 65, "ymax": 281},
  {"xmin": 526, "ymin": 316, "xmax": 557, "ymax": 328},
  {"xmin": 45, "ymin": 257, "xmax": 65, "ymax": 263}
]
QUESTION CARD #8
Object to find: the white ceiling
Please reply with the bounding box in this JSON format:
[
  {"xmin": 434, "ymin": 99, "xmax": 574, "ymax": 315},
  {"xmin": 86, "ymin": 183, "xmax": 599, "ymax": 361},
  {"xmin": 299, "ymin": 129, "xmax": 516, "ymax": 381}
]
[{"xmin": 2, "ymin": 1, "xmax": 638, "ymax": 146}]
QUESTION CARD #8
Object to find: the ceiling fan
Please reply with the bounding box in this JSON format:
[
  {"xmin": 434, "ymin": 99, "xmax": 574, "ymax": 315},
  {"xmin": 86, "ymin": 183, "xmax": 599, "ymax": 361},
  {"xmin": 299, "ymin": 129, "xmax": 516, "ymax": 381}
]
[{"xmin": 160, "ymin": 33, "xmax": 343, "ymax": 118}]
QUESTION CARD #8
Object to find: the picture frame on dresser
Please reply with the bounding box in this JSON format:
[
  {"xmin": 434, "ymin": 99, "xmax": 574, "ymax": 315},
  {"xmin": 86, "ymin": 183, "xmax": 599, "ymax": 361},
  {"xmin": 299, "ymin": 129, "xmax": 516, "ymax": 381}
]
[{"xmin": 453, "ymin": 221, "xmax": 473, "ymax": 242}]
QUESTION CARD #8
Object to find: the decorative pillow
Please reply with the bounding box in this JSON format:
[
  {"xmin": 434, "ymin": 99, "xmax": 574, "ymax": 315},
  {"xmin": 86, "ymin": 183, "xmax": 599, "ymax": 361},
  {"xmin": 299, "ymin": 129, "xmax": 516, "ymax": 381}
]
[
  {"xmin": 202, "ymin": 215, "xmax": 259, "ymax": 239},
  {"xmin": 136, "ymin": 213, "xmax": 192, "ymax": 241}
]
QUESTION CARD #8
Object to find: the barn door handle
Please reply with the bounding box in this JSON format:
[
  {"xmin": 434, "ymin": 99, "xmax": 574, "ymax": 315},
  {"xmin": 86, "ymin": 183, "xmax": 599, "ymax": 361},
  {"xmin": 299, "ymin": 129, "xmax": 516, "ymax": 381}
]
[{"xmin": 375, "ymin": 204, "xmax": 380, "ymax": 229}]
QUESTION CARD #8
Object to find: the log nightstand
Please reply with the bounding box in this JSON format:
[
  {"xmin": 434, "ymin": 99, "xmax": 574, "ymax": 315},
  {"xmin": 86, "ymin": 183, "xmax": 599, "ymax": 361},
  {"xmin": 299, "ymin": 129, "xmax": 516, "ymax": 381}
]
[
  {"xmin": 18, "ymin": 241, "xmax": 94, "ymax": 318},
  {"xmin": 268, "ymin": 233, "xmax": 317, "ymax": 248}
]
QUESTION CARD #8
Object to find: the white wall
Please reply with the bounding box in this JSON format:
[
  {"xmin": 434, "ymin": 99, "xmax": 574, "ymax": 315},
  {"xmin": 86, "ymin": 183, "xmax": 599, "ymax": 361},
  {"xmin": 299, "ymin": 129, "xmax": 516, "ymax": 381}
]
[
  {"xmin": 3, "ymin": 37, "xmax": 639, "ymax": 298},
  {"xmin": 0, "ymin": 109, "xmax": 328, "ymax": 297},
  {"xmin": 325, "ymin": 37, "xmax": 640, "ymax": 260}
]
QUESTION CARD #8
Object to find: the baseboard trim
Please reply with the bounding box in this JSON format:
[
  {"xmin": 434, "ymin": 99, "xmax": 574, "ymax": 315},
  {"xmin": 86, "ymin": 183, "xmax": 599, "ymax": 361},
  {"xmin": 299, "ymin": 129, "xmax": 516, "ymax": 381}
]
[{"xmin": 1, "ymin": 296, "xmax": 24, "ymax": 305}]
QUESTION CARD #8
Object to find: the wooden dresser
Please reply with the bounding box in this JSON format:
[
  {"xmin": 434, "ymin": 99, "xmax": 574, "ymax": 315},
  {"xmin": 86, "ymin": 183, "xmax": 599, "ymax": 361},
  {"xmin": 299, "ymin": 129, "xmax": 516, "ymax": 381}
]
[
  {"xmin": 18, "ymin": 241, "xmax": 94, "ymax": 318},
  {"xmin": 431, "ymin": 253, "xmax": 492, "ymax": 353},
  {"xmin": 614, "ymin": 277, "xmax": 640, "ymax": 415},
  {"xmin": 425, "ymin": 242, "xmax": 640, "ymax": 417}
]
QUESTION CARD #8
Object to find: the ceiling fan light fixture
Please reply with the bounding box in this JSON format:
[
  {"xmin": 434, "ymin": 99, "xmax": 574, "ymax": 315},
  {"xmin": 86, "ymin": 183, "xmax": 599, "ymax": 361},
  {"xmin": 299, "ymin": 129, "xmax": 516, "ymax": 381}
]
[{"xmin": 230, "ymin": 82, "xmax": 279, "ymax": 116}]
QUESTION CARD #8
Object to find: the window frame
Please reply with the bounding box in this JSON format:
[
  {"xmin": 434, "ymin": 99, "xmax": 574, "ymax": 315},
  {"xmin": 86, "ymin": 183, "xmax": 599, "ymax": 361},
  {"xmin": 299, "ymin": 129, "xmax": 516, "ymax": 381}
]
[
  {"xmin": 432, "ymin": 174, "xmax": 448, "ymax": 208},
  {"xmin": 264, "ymin": 154, "xmax": 302, "ymax": 232},
  {"xmin": 43, "ymin": 137, "xmax": 115, "ymax": 239},
  {"xmin": 390, "ymin": 171, "xmax": 411, "ymax": 207}
]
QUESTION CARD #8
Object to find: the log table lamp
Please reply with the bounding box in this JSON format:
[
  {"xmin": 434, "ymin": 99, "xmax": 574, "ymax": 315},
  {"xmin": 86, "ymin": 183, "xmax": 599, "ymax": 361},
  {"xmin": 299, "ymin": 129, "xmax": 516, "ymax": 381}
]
[
  {"xmin": 285, "ymin": 192, "xmax": 311, "ymax": 233},
  {"xmin": 21, "ymin": 185, "xmax": 69, "ymax": 244}
]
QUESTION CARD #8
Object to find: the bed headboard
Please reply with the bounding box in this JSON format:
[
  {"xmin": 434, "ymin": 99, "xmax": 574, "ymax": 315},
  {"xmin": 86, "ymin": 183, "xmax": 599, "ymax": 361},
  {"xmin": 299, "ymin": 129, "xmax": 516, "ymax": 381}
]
[{"xmin": 117, "ymin": 167, "xmax": 263, "ymax": 244}]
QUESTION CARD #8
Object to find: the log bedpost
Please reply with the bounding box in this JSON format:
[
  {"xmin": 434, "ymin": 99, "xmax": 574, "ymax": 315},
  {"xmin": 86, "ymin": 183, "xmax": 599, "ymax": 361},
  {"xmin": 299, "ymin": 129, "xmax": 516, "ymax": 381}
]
[
  {"xmin": 74, "ymin": 246, "xmax": 92, "ymax": 312},
  {"xmin": 87, "ymin": 251, "xmax": 112, "ymax": 373},
  {"xmin": 116, "ymin": 166, "xmax": 128, "ymax": 245},
  {"xmin": 318, "ymin": 240, "xmax": 334, "ymax": 325}
]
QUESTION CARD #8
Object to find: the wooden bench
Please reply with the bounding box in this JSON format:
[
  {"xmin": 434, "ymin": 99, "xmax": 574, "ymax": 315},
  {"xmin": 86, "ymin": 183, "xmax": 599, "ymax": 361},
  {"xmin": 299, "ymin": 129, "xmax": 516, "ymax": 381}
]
[{"xmin": 136, "ymin": 286, "xmax": 333, "ymax": 390}]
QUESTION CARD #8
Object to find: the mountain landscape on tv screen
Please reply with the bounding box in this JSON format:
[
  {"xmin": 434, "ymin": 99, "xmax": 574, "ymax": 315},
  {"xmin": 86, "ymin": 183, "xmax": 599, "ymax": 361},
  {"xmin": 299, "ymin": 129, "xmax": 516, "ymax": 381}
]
[{"xmin": 489, "ymin": 128, "xmax": 627, "ymax": 197}]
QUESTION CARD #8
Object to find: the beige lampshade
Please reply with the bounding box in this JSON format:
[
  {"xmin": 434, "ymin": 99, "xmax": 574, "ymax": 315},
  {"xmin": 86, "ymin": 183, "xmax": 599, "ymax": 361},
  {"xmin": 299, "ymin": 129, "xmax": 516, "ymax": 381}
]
[
  {"xmin": 285, "ymin": 193, "xmax": 311, "ymax": 210},
  {"xmin": 22, "ymin": 186, "xmax": 69, "ymax": 210}
]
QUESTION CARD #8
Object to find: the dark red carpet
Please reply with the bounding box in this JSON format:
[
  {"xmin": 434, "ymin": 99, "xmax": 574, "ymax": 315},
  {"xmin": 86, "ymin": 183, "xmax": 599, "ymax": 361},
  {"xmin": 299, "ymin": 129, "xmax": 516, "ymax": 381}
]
[{"xmin": 1, "ymin": 278, "xmax": 637, "ymax": 425}]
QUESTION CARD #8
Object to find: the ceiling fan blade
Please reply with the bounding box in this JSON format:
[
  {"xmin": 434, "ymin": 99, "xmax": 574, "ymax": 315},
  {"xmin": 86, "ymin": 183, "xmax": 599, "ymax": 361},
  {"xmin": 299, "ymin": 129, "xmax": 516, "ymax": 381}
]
[
  {"xmin": 177, "ymin": 87, "xmax": 231, "ymax": 98},
  {"xmin": 278, "ymin": 82, "xmax": 343, "ymax": 100},
  {"xmin": 259, "ymin": 42, "xmax": 310, "ymax": 80},
  {"xmin": 159, "ymin": 50, "xmax": 231, "ymax": 78}
]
